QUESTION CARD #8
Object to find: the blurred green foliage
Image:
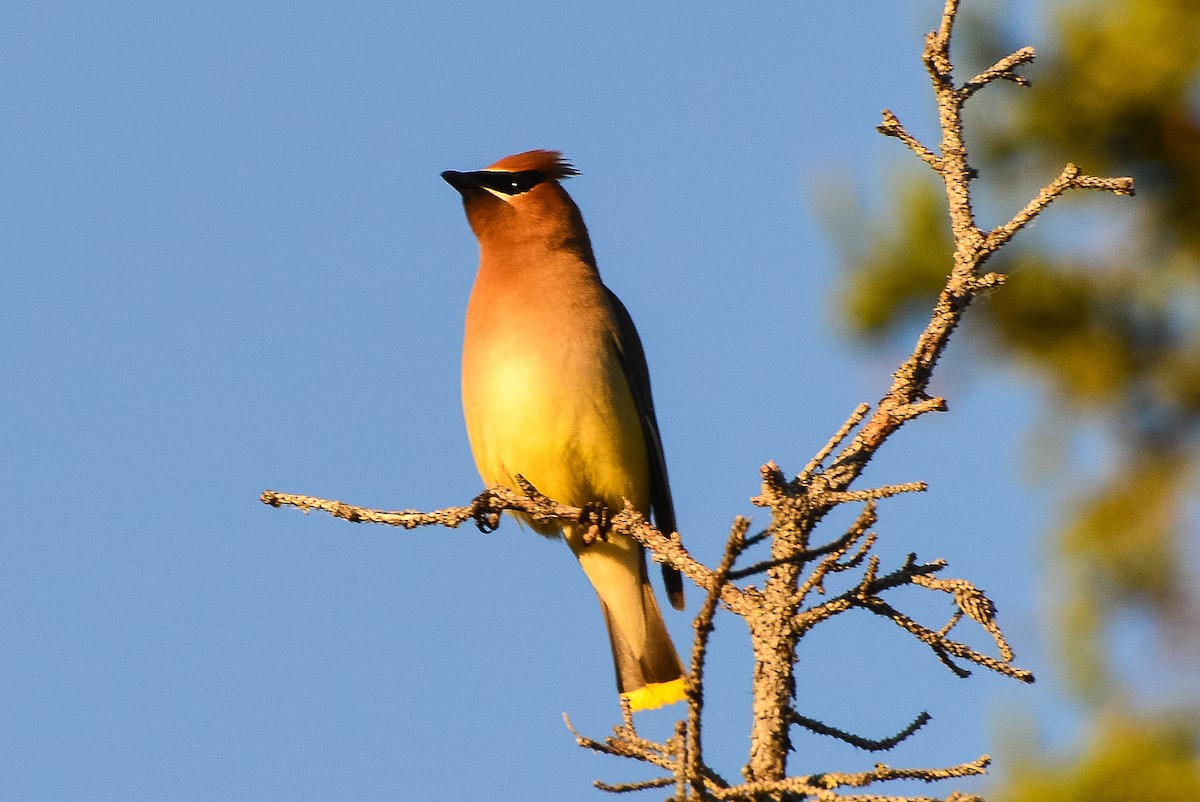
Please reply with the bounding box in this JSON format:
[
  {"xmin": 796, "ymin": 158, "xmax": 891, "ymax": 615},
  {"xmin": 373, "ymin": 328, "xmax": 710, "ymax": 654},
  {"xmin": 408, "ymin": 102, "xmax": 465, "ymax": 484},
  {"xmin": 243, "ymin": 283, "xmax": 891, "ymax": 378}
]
[
  {"xmin": 1002, "ymin": 713, "xmax": 1200, "ymax": 801},
  {"xmin": 832, "ymin": 0, "xmax": 1200, "ymax": 797}
]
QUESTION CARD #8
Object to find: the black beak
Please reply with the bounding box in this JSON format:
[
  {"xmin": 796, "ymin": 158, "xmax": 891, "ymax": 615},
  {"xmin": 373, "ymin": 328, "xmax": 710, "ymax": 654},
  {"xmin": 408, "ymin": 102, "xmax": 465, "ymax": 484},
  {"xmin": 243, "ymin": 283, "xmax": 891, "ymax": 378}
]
[{"xmin": 441, "ymin": 170, "xmax": 478, "ymax": 194}]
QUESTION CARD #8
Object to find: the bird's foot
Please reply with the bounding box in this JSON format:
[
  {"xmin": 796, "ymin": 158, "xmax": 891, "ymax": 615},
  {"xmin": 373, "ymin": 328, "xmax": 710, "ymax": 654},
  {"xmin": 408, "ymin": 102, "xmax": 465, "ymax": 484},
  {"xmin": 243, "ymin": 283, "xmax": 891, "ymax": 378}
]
[
  {"xmin": 471, "ymin": 492, "xmax": 502, "ymax": 533},
  {"xmin": 579, "ymin": 502, "xmax": 612, "ymax": 546}
]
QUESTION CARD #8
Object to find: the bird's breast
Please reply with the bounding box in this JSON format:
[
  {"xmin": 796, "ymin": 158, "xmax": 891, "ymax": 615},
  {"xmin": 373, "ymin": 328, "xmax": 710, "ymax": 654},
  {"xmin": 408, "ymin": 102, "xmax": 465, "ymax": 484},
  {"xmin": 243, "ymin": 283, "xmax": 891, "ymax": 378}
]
[{"xmin": 461, "ymin": 275, "xmax": 650, "ymax": 524}]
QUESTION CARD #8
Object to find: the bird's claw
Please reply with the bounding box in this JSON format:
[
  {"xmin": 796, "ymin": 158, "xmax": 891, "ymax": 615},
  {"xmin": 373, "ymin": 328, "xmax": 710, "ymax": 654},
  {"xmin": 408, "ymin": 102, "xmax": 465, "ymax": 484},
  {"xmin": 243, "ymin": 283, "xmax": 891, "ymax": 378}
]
[
  {"xmin": 473, "ymin": 506, "xmax": 501, "ymax": 534},
  {"xmin": 579, "ymin": 502, "xmax": 612, "ymax": 546}
]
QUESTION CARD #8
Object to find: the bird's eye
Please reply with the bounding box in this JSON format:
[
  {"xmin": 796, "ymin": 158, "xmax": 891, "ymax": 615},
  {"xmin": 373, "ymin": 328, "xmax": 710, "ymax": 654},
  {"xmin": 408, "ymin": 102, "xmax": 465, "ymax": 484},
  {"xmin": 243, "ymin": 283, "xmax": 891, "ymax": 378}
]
[
  {"xmin": 505, "ymin": 172, "xmax": 540, "ymax": 193},
  {"xmin": 472, "ymin": 170, "xmax": 544, "ymax": 197}
]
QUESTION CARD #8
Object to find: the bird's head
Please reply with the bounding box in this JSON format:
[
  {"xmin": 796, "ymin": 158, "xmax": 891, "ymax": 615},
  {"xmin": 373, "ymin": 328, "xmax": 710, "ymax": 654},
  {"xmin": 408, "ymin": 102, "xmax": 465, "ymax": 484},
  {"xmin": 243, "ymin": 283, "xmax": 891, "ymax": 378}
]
[{"xmin": 442, "ymin": 150, "xmax": 593, "ymax": 261}]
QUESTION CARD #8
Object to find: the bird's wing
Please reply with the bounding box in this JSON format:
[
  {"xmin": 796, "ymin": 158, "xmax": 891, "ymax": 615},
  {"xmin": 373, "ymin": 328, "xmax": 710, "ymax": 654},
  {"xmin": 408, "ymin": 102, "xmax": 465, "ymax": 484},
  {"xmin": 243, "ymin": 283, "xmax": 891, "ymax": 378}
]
[{"xmin": 603, "ymin": 287, "xmax": 685, "ymax": 610}]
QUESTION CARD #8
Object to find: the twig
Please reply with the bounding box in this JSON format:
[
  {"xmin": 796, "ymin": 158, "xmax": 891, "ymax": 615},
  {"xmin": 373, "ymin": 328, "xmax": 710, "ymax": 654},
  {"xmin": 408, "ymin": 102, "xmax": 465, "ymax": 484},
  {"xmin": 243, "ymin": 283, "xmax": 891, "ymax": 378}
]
[
  {"xmin": 263, "ymin": 485, "xmax": 758, "ymax": 618},
  {"xmin": 686, "ymin": 518, "xmax": 748, "ymax": 799},
  {"xmin": 707, "ymin": 755, "xmax": 989, "ymax": 800},
  {"xmin": 826, "ymin": 482, "xmax": 927, "ymax": 505},
  {"xmin": 800, "ymin": 404, "xmax": 872, "ymax": 481},
  {"xmin": 564, "ymin": 714, "xmax": 679, "ymax": 776},
  {"xmin": 877, "ymin": 110, "xmax": 942, "ymax": 171},
  {"xmin": 961, "ymin": 46, "xmax": 1035, "ymax": 98},
  {"xmin": 812, "ymin": 754, "xmax": 991, "ymax": 788},
  {"xmin": 862, "ymin": 598, "xmax": 1034, "ymax": 683},
  {"xmin": 911, "ymin": 574, "xmax": 1013, "ymax": 661},
  {"xmin": 731, "ymin": 502, "xmax": 875, "ymax": 581},
  {"xmin": 675, "ymin": 720, "xmax": 688, "ymax": 802},
  {"xmin": 983, "ymin": 163, "xmax": 1135, "ymax": 257},
  {"xmin": 594, "ymin": 777, "xmax": 675, "ymax": 794},
  {"xmin": 791, "ymin": 710, "xmax": 932, "ymax": 752},
  {"xmin": 827, "ymin": 0, "xmax": 1134, "ymax": 498}
]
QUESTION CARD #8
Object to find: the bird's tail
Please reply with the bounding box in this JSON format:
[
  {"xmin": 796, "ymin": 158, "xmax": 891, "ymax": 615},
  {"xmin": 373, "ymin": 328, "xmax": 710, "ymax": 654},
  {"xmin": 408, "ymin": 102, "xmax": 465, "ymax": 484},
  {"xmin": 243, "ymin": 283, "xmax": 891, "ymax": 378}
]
[{"xmin": 567, "ymin": 526, "xmax": 685, "ymax": 711}]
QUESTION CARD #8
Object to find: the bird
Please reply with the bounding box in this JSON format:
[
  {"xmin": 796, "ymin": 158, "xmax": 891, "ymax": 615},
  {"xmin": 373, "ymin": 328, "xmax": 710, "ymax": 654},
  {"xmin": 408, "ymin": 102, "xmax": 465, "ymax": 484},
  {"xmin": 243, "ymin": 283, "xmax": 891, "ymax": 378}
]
[{"xmin": 442, "ymin": 149, "xmax": 686, "ymax": 711}]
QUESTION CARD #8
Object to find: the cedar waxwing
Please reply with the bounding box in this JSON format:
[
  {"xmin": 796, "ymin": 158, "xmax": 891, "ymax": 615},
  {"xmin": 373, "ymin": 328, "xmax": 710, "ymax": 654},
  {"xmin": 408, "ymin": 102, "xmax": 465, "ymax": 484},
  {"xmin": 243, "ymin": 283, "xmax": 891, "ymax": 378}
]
[{"xmin": 442, "ymin": 150, "xmax": 685, "ymax": 711}]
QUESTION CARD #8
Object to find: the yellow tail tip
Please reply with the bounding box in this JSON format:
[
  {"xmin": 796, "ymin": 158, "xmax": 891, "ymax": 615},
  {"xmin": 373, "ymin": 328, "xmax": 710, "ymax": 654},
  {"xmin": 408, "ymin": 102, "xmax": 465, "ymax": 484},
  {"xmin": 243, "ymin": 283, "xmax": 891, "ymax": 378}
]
[{"xmin": 622, "ymin": 678, "xmax": 686, "ymax": 711}]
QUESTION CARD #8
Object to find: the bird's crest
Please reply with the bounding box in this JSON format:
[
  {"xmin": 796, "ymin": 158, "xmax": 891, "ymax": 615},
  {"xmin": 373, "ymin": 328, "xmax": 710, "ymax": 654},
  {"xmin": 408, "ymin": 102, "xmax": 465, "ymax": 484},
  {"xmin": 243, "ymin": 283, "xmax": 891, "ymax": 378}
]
[{"xmin": 485, "ymin": 149, "xmax": 579, "ymax": 179}]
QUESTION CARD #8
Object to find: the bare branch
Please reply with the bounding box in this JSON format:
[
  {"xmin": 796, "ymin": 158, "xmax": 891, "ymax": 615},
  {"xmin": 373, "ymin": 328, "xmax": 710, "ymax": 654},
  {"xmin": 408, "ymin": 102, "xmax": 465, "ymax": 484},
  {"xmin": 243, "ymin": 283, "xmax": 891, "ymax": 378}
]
[
  {"xmin": 564, "ymin": 713, "xmax": 679, "ymax": 776},
  {"xmin": 877, "ymin": 110, "xmax": 943, "ymax": 171},
  {"xmin": 826, "ymin": 481, "xmax": 928, "ymax": 505},
  {"xmin": 794, "ymin": 516, "xmax": 879, "ymax": 607},
  {"xmin": 862, "ymin": 598, "xmax": 1034, "ymax": 683},
  {"xmin": 674, "ymin": 720, "xmax": 688, "ymax": 802},
  {"xmin": 964, "ymin": 271, "xmax": 1006, "ymax": 293},
  {"xmin": 801, "ymin": 403, "xmax": 874, "ymax": 482},
  {"xmin": 796, "ymin": 555, "xmax": 948, "ymax": 632},
  {"xmin": 593, "ymin": 777, "xmax": 674, "ymax": 794},
  {"xmin": 686, "ymin": 518, "xmax": 749, "ymax": 798},
  {"xmin": 731, "ymin": 501, "xmax": 876, "ymax": 582},
  {"xmin": 815, "ymin": 754, "xmax": 990, "ymax": 787},
  {"xmin": 261, "ymin": 488, "xmax": 478, "ymax": 528},
  {"xmin": 983, "ymin": 163, "xmax": 1135, "ymax": 256},
  {"xmin": 961, "ymin": 46, "xmax": 1035, "ymax": 98},
  {"xmin": 912, "ymin": 574, "xmax": 1014, "ymax": 661},
  {"xmin": 791, "ymin": 709, "xmax": 932, "ymax": 752},
  {"xmin": 827, "ymin": 5, "xmax": 1134, "ymax": 503},
  {"xmin": 897, "ymin": 396, "xmax": 949, "ymax": 420},
  {"xmin": 263, "ymin": 483, "xmax": 758, "ymax": 620},
  {"xmin": 707, "ymin": 755, "xmax": 989, "ymax": 800},
  {"xmin": 612, "ymin": 504, "xmax": 759, "ymax": 619}
]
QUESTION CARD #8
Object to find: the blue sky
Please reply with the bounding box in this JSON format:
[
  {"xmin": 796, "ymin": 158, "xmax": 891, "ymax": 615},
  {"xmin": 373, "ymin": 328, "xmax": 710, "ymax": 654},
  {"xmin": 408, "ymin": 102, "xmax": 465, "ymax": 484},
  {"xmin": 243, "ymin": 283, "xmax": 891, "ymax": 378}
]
[{"xmin": 0, "ymin": 1, "xmax": 1127, "ymax": 799}]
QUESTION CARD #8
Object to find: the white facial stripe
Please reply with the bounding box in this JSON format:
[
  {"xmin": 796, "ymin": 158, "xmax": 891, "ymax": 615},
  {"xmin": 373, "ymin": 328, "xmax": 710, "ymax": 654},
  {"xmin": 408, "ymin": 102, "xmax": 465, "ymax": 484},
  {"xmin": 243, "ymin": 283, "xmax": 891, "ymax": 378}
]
[{"xmin": 481, "ymin": 186, "xmax": 515, "ymax": 203}]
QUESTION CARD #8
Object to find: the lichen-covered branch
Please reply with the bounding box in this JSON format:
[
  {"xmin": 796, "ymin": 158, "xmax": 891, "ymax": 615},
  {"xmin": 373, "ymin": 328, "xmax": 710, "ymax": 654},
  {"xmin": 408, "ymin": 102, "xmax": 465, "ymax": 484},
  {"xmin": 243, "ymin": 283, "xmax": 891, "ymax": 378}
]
[
  {"xmin": 961, "ymin": 46, "xmax": 1035, "ymax": 98},
  {"xmin": 687, "ymin": 518, "xmax": 748, "ymax": 799},
  {"xmin": 830, "ymin": 0, "xmax": 1134, "ymax": 498},
  {"xmin": 791, "ymin": 710, "xmax": 932, "ymax": 753},
  {"xmin": 982, "ymin": 162, "xmax": 1134, "ymax": 257},
  {"xmin": 262, "ymin": 485, "xmax": 757, "ymax": 618},
  {"xmin": 700, "ymin": 755, "xmax": 990, "ymax": 801}
]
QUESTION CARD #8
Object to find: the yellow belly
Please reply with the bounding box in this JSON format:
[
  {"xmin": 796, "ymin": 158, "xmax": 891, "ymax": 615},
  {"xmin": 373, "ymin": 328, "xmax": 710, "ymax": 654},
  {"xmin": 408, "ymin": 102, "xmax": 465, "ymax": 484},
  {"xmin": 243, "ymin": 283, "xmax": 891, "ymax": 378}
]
[{"xmin": 462, "ymin": 335, "xmax": 650, "ymax": 536}]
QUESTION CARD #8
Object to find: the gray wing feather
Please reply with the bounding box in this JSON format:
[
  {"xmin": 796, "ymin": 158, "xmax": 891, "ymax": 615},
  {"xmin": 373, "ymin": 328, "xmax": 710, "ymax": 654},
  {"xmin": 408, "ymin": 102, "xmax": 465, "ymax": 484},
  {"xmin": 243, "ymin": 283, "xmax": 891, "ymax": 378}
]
[{"xmin": 603, "ymin": 287, "xmax": 685, "ymax": 610}]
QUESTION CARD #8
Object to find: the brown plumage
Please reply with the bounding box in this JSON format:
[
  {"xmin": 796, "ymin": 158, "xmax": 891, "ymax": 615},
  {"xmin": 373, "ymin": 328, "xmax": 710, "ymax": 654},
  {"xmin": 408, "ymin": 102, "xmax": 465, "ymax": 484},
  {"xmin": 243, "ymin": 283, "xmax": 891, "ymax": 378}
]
[
  {"xmin": 485, "ymin": 148, "xmax": 580, "ymax": 178},
  {"xmin": 443, "ymin": 150, "xmax": 685, "ymax": 710}
]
